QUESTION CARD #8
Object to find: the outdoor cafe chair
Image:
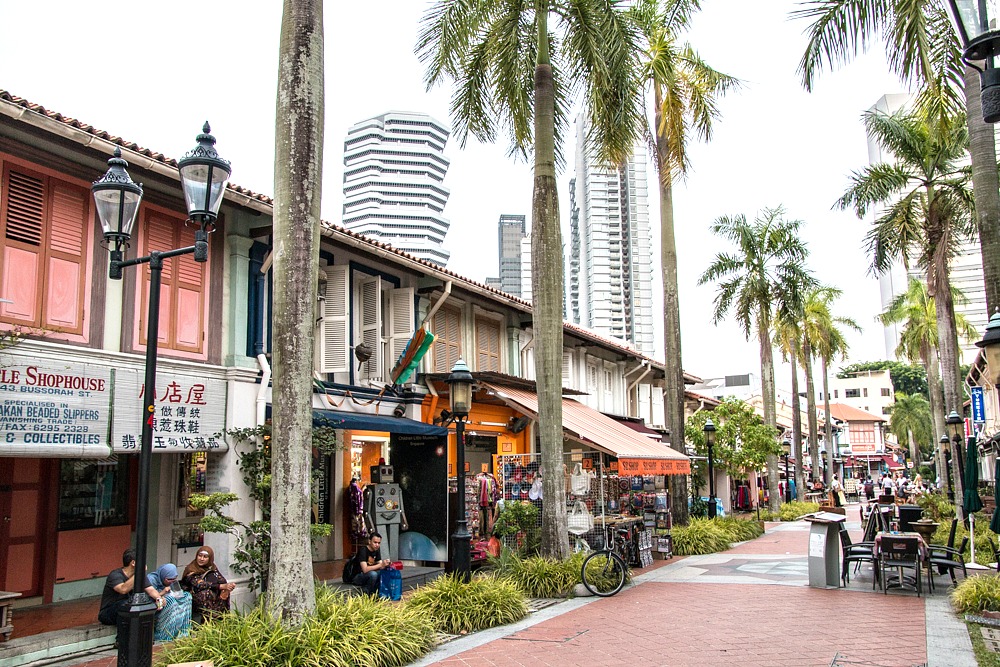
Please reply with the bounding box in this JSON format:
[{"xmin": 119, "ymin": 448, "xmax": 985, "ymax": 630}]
[
  {"xmin": 987, "ymin": 537, "xmax": 1000, "ymax": 573},
  {"xmin": 839, "ymin": 524, "xmax": 877, "ymax": 587},
  {"xmin": 878, "ymin": 534, "xmax": 925, "ymax": 597},
  {"xmin": 929, "ymin": 536, "xmax": 968, "ymax": 587}
]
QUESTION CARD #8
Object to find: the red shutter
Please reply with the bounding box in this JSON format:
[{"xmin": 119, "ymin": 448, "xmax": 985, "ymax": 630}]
[
  {"xmin": 433, "ymin": 306, "xmax": 461, "ymax": 372},
  {"xmin": 0, "ymin": 167, "xmax": 43, "ymax": 324},
  {"xmin": 42, "ymin": 182, "xmax": 88, "ymax": 334}
]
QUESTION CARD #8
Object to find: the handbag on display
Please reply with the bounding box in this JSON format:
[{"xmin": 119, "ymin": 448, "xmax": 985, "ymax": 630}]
[
  {"xmin": 567, "ymin": 500, "xmax": 594, "ymax": 535},
  {"xmin": 630, "ymin": 476, "xmax": 644, "ymax": 491},
  {"xmin": 570, "ymin": 462, "xmax": 591, "ymax": 496},
  {"xmin": 642, "ymin": 476, "xmax": 656, "ymax": 492},
  {"xmin": 528, "ymin": 475, "xmax": 544, "ymax": 500},
  {"xmin": 654, "ymin": 475, "xmax": 666, "ymax": 490}
]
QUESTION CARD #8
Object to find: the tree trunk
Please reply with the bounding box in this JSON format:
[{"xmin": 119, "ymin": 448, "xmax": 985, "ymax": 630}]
[
  {"xmin": 923, "ymin": 344, "xmax": 947, "ymax": 484},
  {"xmin": 789, "ymin": 350, "xmax": 804, "ymax": 501},
  {"xmin": 907, "ymin": 429, "xmax": 919, "ymax": 468},
  {"xmin": 821, "ymin": 356, "xmax": 834, "ymax": 486},
  {"xmin": 654, "ymin": 93, "xmax": 689, "ymax": 526},
  {"xmin": 532, "ymin": 11, "xmax": 569, "ymax": 559},
  {"xmin": 965, "ymin": 67, "xmax": 1000, "ymax": 317},
  {"xmin": 930, "ymin": 262, "xmax": 964, "ymax": 503},
  {"xmin": 757, "ymin": 315, "xmax": 780, "ymax": 511},
  {"xmin": 802, "ymin": 340, "xmax": 821, "ymax": 485},
  {"xmin": 269, "ymin": 0, "xmax": 324, "ymax": 624}
]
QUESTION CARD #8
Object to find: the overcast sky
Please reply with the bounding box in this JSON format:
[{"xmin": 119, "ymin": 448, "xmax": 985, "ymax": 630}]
[{"xmin": 0, "ymin": 1, "xmax": 912, "ymax": 388}]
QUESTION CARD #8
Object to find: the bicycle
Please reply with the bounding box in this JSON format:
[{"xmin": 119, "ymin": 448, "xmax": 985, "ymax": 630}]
[{"xmin": 580, "ymin": 526, "xmax": 632, "ymax": 596}]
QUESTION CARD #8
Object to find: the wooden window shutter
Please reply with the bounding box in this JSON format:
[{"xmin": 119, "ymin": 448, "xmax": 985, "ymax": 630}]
[
  {"xmin": 562, "ymin": 352, "xmax": 572, "ymax": 387},
  {"xmin": 0, "ymin": 167, "xmax": 45, "ymax": 324},
  {"xmin": 319, "ymin": 265, "xmax": 349, "ymax": 373},
  {"xmin": 432, "ymin": 306, "xmax": 461, "ymax": 373},
  {"xmin": 387, "ymin": 287, "xmax": 415, "ymax": 372},
  {"xmin": 42, "ymin": 182, "xmax": 88, "ymax": 333},
  {"xmin": 173, "ymin": 224, "xmax": 205, "ymax": 352},
  {"xmin": 475, "ymin": 317, "xmax": 500, "ymax": 372},
  {"xmin": 358, "ymin": 277, "xmax": 383, "ymax": 382}
]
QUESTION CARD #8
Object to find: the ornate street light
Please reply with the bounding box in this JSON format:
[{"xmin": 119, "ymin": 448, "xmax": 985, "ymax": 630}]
[
  {"xmin": 446, "ymin": 359, "xmax": 474, "ymax": 580},
  {"xmin": 941, "ymin": 433, "xmax": 956, "ymax": 504},
  {"xmin": 92, "ymin": 126, "xmax": 229, "ymax": 667},
  {"xmin": 703, "ymin": 417, "xmax": 717, "ymax": 519},
  {"xmin": 945, "ymin": 0, "xmax": 1000, "ymax": 122},
  {"xmin": 976, "ymin": 312, "xmax": 1000, "ymax": 379},
  {"xmin": 782, "ymin": 438, "xmax": 792, "ymax": 503}
]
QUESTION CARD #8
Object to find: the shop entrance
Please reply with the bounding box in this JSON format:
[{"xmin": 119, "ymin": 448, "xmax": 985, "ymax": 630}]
[
  {"xmin": 0, "ymin": 458, "xmax": 52, "ymax": 599},
  {"xmin": 464, "ymin": 433, "xmax": 498, "ymax": 475}
]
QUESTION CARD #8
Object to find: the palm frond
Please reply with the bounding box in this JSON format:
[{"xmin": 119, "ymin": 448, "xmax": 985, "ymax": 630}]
[{"xmin": 792, "ymin": 0, "xmax": 891, "ymax": 92}]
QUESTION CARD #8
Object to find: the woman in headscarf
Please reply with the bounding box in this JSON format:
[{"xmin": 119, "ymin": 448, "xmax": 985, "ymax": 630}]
[
  {"xmin": 181, "ymin": 546, "xmax": 236, "ymax": 622},
  {"xmin": 146, "ymin": 563, "xmax": 191, "ymax": 641}
]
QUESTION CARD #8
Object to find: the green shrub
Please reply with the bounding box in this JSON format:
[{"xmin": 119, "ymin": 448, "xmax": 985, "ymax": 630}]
[
  {"xmin": 493, "ymin": 501, "xmax": 540, "ymax": 556},
  {"xmin": 157, "ymin": 585, "xmax": 435, "ymax": 667},
  {"xmin": 714, "ymin": 516, "xmax": 764, "ymax": 542},
  {"xmin": 406, "ymin": 573, "xmax": 528, "ymax": 634},
  {"xmin": 689, "ymin": 496, "xmax": 709, "ymax": 519},
  {"xmin": 487, "ymin": 549, "xmax": 587, "ymax": 598},
  {"xmin": 916, "ymin": 492, "xmax": 956, "ymax": 523},
  {"xmin": 778, "ymin": 501, "xmax": 819, "ymax": 521},
  {"xmin": 672, "ymin": 518, "xmax": 732, "ymax": 555},
  {"xmin": 757, "ymin": 508, "xmax": 778, "ymax": 522},
  {"xmin": 952, "ymin": 574, "xmax": 1000, "ymax": 613}
]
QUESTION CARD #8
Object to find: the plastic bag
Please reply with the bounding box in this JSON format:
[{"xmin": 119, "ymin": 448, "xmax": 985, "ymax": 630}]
[
  {"xmin": 567, "ymin": 500, "xmax": 594, "ymax": 535},
  {"xmin": 570, "ymin": 463, "xmax": 590, "ymax": 496}
]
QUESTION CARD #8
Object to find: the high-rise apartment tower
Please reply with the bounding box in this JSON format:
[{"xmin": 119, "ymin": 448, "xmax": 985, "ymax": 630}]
[{"xmin": 342, "ymin": 111, "xmax": 452, "ymax": 266}]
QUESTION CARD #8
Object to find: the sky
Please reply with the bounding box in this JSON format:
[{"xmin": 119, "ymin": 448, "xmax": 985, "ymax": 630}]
[{"xmin": 0, "ymin": 1, "xmax": 914, "ymax": 389}]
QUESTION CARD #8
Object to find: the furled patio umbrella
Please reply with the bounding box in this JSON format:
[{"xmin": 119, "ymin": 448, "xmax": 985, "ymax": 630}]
[
  {"xmin": 990, "ymin": 459, "xmax": 1000, "ymax": 535},
  {"xmin": 964, "ymin": 434, "xmax": 983, "ymax": 565}
]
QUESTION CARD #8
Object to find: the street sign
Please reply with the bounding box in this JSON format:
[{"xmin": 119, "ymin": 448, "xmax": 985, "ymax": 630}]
[{"xmin": 972, "ymin": 386, "xmax": 986, "ymax": 424}]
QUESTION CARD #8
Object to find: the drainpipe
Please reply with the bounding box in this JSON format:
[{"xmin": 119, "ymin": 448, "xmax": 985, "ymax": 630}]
[
  {"xmin": 419, "ymin": 281, "xmax": 452, "ymax": 328},
  {"xmin": 627, "ymin": 363, "xmax": 652, "ymax": 418},
  {"xmin": 254, "ymin": 353, "xmax": 271, "ymax": 523},
  {"xmin": 425, "ymin": 378, "xmax": 440, "ymax": 426},
  {"xmin": 519, "ymin": 331, "xmax": 534, "ymax": 376}
]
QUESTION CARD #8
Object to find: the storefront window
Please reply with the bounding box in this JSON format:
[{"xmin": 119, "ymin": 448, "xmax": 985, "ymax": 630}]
[
  {"xmin": 58, "ymin": 457, "xmax": 129, "ymax": 530},
  {"xmin": 177, "ymin": 452, "xmax": 207, "ymax": 518}
]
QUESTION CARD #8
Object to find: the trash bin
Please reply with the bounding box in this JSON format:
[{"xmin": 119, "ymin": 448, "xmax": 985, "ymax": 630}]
[
  {"xmin": 898, "ymin": 505, "xmax": 923, "ymax": 532},
  {"xmin": 804, "ymin": 512, "xmax": 847, "ymax": 589}
]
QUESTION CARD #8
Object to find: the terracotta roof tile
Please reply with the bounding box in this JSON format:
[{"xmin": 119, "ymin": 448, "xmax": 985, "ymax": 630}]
[{"xmin": 823, "ymin": 403, "xmax": 885, "ymax": 423}]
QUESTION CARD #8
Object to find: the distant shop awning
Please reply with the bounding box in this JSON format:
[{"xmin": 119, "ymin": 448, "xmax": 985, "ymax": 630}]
[
  {"xmin": 312, "ymin": 409, "xmax": 447, "ymax": 436},
  {"xmin": 480, "ymin": 382, "xmax": 690, "ymax": 475}
]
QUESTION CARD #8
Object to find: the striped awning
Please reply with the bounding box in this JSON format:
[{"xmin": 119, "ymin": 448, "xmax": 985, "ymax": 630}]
[{"xmin": 480, "ymin": 382, "xmax": 690, "ymax": 475}]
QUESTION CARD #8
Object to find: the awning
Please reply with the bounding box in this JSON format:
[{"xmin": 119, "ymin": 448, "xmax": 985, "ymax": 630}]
[
  {"xmin": 481, "ymin": 382, "xmax": 690, "ymax": 475},
  {"xmin": 312, "ymin": 409, "xmax": 448, "ymax": 436}
]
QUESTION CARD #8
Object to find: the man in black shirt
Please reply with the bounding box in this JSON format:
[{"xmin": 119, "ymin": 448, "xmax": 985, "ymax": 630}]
[
  {"xmin": 98, "ymin": 548, "xmax": 159, "ymax": 626},
  {"xmin": 352, "ymin": 532, "xmax": 391, "ymax": 595}
]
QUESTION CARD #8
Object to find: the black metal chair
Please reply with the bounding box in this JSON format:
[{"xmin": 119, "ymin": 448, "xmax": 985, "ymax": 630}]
[
  {"xmin": 929, "ymin": 536, "xmax": 969, "ymax": 586},
  {"xmin": 839, "ymin": 524, "xmax": 877, "ymax": 586},
  {"xmin": 987, "ymin": 537, "xmax": 1000, "ymax": 573},
  {"xmin": 879, "ymin": 534, "xmax": 924, "ymax": 596}
]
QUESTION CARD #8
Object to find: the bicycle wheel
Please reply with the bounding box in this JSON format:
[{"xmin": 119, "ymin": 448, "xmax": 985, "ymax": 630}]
[{"xmin": 581, "ymin": 550, "xmax": 627, "ymax": 597}]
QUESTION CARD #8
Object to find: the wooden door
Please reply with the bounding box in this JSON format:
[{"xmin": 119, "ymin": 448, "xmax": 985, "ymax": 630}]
[{"xmin": 0, "ymin": 458, "xmax": 49, "ymax": 597}]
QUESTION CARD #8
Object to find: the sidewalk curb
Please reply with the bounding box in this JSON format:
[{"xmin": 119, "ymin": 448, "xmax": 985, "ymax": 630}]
[{"xmin": 925, "ymin": 596, "xmax": 975, "ymax": 666}]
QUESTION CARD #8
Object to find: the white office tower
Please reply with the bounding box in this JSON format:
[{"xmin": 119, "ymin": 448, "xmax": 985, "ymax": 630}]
[
  {"xmin": 342, "ymin": 112, "xmax": 452, "ymax": 266},
  {"xmin": 567, "ymin": 115, "xmax": 655, "ymax": 355},
  {"xmin": 871, "ymin": 95, "xmax": 988, "ymax": 363},
  {"xmin": 498, "ymin": 214, "xmax": 527, "ymax": 296}
]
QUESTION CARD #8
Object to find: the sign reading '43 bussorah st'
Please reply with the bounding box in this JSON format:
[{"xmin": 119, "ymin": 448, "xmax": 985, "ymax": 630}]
[{"xmin": 110, "ymin": 369, "xmax": 227, "ymax": 453}]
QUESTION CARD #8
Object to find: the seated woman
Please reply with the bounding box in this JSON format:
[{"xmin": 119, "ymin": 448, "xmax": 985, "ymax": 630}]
[
  {"xmin": 146, "ymin": 563, "xmax": 191, "ymax": 641},
  {"xmin": 181, "ymin": 546, "xmax": 236, "ymax": 623}
]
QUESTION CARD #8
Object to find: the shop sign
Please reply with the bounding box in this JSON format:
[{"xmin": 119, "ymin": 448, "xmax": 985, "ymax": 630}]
[
  {"xmin": 0, "ymin": 360, "xmax": 112, "ymax": 457},
  {"xmin": 618, "ymin": 457, "xmax": 690, "ymax": 476},
  {"xmin": 111, "ymin": 370, "xmax": 227, "ymax": 452}
]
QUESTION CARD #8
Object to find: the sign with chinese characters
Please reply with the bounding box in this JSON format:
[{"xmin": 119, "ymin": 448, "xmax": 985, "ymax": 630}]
[
  {"xmin": 0, "ymin": 359, "xmax": 112, "ymax": 457},
  {"xmin": 111, "ymin": 370, "xmax": 227, "ymax": 453}
]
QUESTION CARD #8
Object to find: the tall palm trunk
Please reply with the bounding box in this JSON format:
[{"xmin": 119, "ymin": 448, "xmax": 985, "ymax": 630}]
[
  {"xmin": 789, "ymin": 350, "xmax": 804, "ymax": 501},
  {"xmin": 802, "ymin": 340, "xmax": 821, "ymax": 484},
  {"xmin": 930, "ymin": 260, "xmax": 964, "ymax": 503},
  {"xmin": 923, "ymin": 343, "xmax": 947, "ymax": 484},
  {"xmin": 821, "ymin": 356, "xmax": 834, "ymax": 485},
  {"xmin": 654, "ymin": 91, "xmax": 689, "ymax": 526},
  {"xmin": 270, "ymin": 0, "xmax": 323, "ymax": 623},
  {"xmin": 757, "ymin": 313, "xmax": 780, "ymax": 511},
  {"xmin": 966, "ymin": 67, "xmax": 1000, "ymax": 316},
  {"xmin": 907, "ymin": 429, "xmax": 919, "ymax": 467},
  {"xmin": 532, "ymin": 8, "xmax": 569, "ymax": 559}
]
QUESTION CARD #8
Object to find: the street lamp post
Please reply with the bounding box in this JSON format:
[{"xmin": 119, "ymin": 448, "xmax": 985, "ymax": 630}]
[
  {"xmin": 946, "ymin": 409, "xmax": 966, "ymax": 510},
  {"xmin": 941, "ymin": 433, "xmax": 955, "ymax": 504},
  {"xmin": 782, "ymin": 438, "xmax": 792, "ymax": 503},
  {"xmin": 703, "ymin": 418, "xmax": 717, "ymax": 519},
  {"xmin": 92, "ymin": 126, "xmax": 230, "ymax": 667},
  {"xmin": 446, "ymin": 359, "xmax": 474, "ymax": 581},
  {"xmin": 945, "ymin": 0, "xmax": 1000, "ymax": 123}
]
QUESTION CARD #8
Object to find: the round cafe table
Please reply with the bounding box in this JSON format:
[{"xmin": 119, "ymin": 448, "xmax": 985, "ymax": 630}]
[{"xmin": 911, "ymin": 520, "xmax": 939, "ymax": 544}]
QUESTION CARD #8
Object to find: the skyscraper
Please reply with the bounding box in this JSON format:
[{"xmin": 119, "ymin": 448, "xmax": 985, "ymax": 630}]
[
  {"xmin": 567, "ymin": 115, "xmax": 654, "ymax": 355},
  {"xmin": 498, "ymin": 214, "xmax": 527, "ymax": 296},
  {"xmin": 342, "ymin": 111, "xmax": 452, "ymax": 265}
]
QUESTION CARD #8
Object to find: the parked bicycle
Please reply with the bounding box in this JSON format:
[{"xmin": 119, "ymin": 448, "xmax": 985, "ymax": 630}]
[{"xmin": 580, "ymin": 526, "xmax": 632, "ymax": 596}]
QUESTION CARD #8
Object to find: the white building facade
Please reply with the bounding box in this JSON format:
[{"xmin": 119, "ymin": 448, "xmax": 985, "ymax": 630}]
[{"xmin": 342, "ymin": 111, "xmax": 452, "ymax": 266}]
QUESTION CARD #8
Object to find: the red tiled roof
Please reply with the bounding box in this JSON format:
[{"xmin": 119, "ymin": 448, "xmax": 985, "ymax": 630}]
[{"xmin": 824, "ymin": 403, "xmax": 885, "ymax": 423}]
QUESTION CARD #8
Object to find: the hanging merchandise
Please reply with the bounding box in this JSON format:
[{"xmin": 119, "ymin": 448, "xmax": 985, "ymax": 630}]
[
  {"xmin": 570, "ymin": 462, "xmax": 591, "ymax": 496},
  {"xmin": 528, "ymin": 473, "xmax": 544, "ymax": 500},
  {"xmin": 567, "ymin": 500, "xmax": 594, "ymax": 535},
  {"xmin": 630, "ymin": 476, "xmax": 644, "ymax": 491}
]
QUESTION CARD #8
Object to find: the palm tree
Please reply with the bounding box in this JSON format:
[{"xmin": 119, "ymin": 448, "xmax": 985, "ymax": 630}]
[
  {"xmin": 888, "ymin": 392, "xmax": 934, "ymax": 467},
  {"xmin": 837, "ymin": 107, "xmax": 975, "ymax": 505},
  {"xmin": 879, "ymin": 277, "xmax": 979, "ymax": 476},
  {"xmin": 418, "ymin": 0, "xmax": 643, "ymax": 558},
  {"xmin": 629, "ymin": 0, "xmax": 739, "ymax": 524},
  {"xmin": 269, "ymin": 0, "xmax": 324, "ymax": 622},
  {"xmin": 801, "ymin": 286, "xmax": 861, "ymax": 485},
  {"xmin": 775, "ymin": 311, "xmax": 806, "ymax": 500},
  {"xmin": 794, "ymin": 0, "xmax": 1000, "ymax": 319},
  {"xmin": 699, "ymin": 206, "xmax": 814, "ymax": 510}
]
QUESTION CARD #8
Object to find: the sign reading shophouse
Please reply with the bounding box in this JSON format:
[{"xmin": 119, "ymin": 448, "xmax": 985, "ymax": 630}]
[
  {"xmin": 0, "ymin": 361, "xmax": 113, "ymax": 457},
  {"xmin": 111, "ymin": 370, "xmax": 226, "ymax": 453}
]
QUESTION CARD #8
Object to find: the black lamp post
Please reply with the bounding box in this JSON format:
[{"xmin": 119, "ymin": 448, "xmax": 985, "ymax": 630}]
[
  {"xmin": 821, "ymin": 450, "xmax": 828, "ymax": 484},
  {"xmin": 446, "ymin": 359, "xmax": 474, "ymax": 581},
  {"xmin": 941, "ymin": 433, "xmax": 955, "ymax": 504},
  {"xmin": 703, "ymin": 418, "xmax": 717, "ymax": 519},
  {"xmin": 946, "ymin": 409, "xmax": 966, "ymax": 508},
  {"xmin": 945, "ymin": 0, "xmax": 1000, "ymax": 122},
  {"xmin": 92, "ymin": 125, "xmax": 230, "ymax": 667},
  {"xmin": 782, "ymin": 438, "xmax": 792, "ymax": 503}
]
